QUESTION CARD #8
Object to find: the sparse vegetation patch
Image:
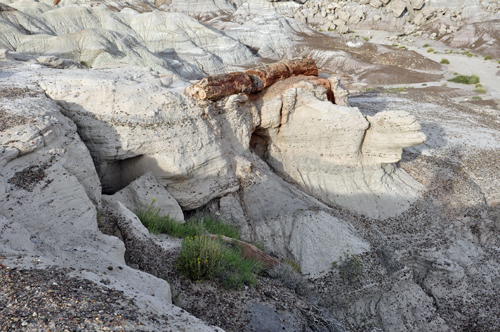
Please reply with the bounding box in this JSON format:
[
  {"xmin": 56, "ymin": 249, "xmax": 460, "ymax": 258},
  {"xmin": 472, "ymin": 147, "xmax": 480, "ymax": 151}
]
[
  {"xmin": 135, "ymin": 202, "xmax": 263, "ymax": 289},
  {"xmin": 448, "ymin": 75, "xmax": 480, "ymax": 85},
  {"xmin": 135, "ymin": 202, "xmax": 239, "ymax": 239},
  {"xmin": 332, "ymin": 251, "xmax": 364, "ymax": 284}
]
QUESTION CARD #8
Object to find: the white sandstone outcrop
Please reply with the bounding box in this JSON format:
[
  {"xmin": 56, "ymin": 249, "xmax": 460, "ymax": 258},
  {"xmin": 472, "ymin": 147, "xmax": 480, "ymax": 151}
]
[
  {"xmin": 0, "ymin": 62, "xmax": 221, "ymax": 331},
  {"xmin": 39, "ymin": 65, "xmax": 241, "ymax": 210},
  {"xmin": 252, "ymin": 77, "xmax": 426, "ymax": 219},
  {"xmin": 103, "ymin": 172, "xmax": 185, "ymax": 222}
]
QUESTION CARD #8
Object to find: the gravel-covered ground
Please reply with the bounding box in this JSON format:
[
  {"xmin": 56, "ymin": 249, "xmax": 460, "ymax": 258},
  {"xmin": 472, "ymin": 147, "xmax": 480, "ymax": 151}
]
[{"xmin": 0, "ymin": 263, "xmax": 162, "ymax": 331}]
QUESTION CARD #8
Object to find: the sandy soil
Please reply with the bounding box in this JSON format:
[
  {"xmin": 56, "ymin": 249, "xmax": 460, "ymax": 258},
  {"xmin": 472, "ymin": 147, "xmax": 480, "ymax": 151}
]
[{"xmin": 352, "ymin": 29, "xmax": 500, "ymax": 98}]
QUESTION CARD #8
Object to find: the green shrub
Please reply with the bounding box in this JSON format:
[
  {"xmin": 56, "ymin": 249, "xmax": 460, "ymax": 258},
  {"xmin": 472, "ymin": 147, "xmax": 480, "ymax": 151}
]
[
  {"xmin": 134, "ymin": 201, "xmax": 239, "ymax": 239},
  {"xmin": 363, "ymin": 37, "xmax": 369, "ymax": 42},
  {"xmin": 448, "ymin": 75, "xmax": 479, "ymax": 84},
  {"xmin": 442, "ymin": 83, "xmax": 447, "ymax": 87},
  {"xmin": 333, "ymin": 251, "xmax": 364, "ymax": 284},
  {"xmin": 400, "ymin": 46, "xmax": 407, "ymax": 50},
  {"xmin": 422, "ymin": 83, "xmax": 427, "ymax": 86},
  {"xmin": 214, "ymin": 242, "xmax": 264, "ymax": 289},
  {"xmin": 448, "ymin": 75, "xmax": 480, "ymax": 84},
  {"xmin": 392, "ymin": 44, "xmax": 398, "ymax": 47},
  {"xmin": 423, "ymin": 43, "xmax": 429, "ymax": 47},
  {"xmin": 175, "ymin": 236, "xmax": 223, "ymax": 281},
  {"xmin": 484, "ymin": 55, "xmax": 492, "ymax": 60},
  {"xmin": 268, "ymin": 263, "xmax": 309, "ymax": 295},
  {"xmin": 427, "ymin": 48, "xmax": 434, "ymax": 53},
  {"xmin": 473, "ymin": 87, "xmax": 487, "ymax": 93},
  {"xmin": 475, "ymin": 83, "xmax": 483, "ymax": 88},
  {"xmin": 471, "ymin": 96, "xmax": 482, "ymax": 100},
  {"xmin": 440, "ymin": 58, "xmax": 450, "ymax": 64},
  {"xmin": 467, "ymin": 53, "xmax": 473, "ymax": 58}
]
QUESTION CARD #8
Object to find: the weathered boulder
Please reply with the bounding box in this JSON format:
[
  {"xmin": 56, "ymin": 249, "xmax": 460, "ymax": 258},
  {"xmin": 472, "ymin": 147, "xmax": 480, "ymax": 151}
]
[
  {"xmin": 392, "ymin": 0, "xmax": 406, "ymax": 17},
  {"xmin": 102, "ymin": 172, "xmax": 185, "ymax": 222},
  {"xmin": 39, "ymin": 66, "xmax": 241, "ymax": 210},
  {"xmin": 253, "ymin": 78, "xmax": 426, "ymax": 219}
]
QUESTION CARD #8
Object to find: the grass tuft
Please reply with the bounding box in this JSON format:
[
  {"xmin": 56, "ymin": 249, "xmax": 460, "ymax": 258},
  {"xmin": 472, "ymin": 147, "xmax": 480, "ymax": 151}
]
[
  {"xmin": 440, "ymin": 58, "xmax": 450, "ymax": 64},
  {"xmin": 214, "ymin": 242, "xmax": 264, "ymax": 289},
  {"xmin": 175, "ymin": 236, "xmax": 223, "ymax": 281},
  {"xmin": 484, "ymin": 55, "xmax": 492, "ymax": 60},
  {"xmin": 134, "ymin": 203, "xmax": 239, "ymax": 239},
  {"xmin": 447, "ymin": 75, "xmax": 480, "ymax": 85},
  {"xmin": 427, "ymin": 48, "xmax": 434, "ymax": 53}
]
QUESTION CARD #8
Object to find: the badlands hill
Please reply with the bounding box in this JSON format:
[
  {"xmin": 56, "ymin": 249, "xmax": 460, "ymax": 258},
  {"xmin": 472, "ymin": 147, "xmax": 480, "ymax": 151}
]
[{"xmin": 1, "ymin": 0, "xmax": 500, "ymax": 331}]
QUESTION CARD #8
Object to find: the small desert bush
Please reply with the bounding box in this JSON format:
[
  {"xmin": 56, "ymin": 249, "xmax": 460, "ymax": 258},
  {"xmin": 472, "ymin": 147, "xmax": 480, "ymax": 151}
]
[
  {"xmin": 448, "ymin": 75, "xmax": 480, "ymax": 85},
  {"xmin": 473, "ymin": 87, "xmax": 487, "ymax": 93},
  {"xmin": 268, "ymin": 263, "xmax": 309, "ymax": 296},
  {"xmin": 484, "ymin": 55, "xmax": 492, "ymax": 60},
  {"xmin": 423, "ymin": 43, "xmax": 429, "ymax": 47},
  {"xmin": 135, "ymin": 202, "xmax": 239, "ymax": 239},
  {"xmin": 471, "ymin": 96, "xmax": 483, "ymax": 100},
  {"xmin": 440, "ymin": 58, "xmax": 450, "ymax": 64},
  {"xmin": 332, "ymin": 251, "xmax": 364, "ymax": 284},
  {"xmin": 175, "ymin": 236, "xmax": 223, "ymax": 281},
  {"xmin": 427, "ymin": 48, "xmax": 434, "ymax": 53}
]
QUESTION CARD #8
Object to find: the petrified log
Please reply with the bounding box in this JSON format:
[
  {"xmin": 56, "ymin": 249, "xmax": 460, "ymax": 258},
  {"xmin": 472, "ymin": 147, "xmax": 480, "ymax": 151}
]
[
  {"xmin": 187, "ymin": 72, "xmax": 253, "ymax": 101},
  {"xmin": 245, "ymin": 62, "xmax": 291, "ymax": 91},
  {"xmin": 188, "ymin": 57, "xmax": 319, "ymax": 101}
]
